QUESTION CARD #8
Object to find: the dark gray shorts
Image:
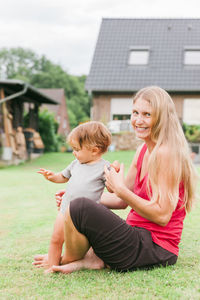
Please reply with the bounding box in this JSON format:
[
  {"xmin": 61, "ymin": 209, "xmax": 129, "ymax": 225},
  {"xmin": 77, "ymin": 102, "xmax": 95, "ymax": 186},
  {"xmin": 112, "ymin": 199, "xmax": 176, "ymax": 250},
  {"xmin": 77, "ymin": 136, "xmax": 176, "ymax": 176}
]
[{"xmin": 70, "ymin": 198, "xmax": 177, "ymax": 272}]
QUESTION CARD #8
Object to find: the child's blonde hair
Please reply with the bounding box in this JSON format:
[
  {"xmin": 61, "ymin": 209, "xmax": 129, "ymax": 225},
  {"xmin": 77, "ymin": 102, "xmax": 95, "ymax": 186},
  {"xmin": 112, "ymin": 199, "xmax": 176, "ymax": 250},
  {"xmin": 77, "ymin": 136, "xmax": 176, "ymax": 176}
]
[{"xmin": 67, "ymin": 121, "xmax": 111, "ymax": 154}]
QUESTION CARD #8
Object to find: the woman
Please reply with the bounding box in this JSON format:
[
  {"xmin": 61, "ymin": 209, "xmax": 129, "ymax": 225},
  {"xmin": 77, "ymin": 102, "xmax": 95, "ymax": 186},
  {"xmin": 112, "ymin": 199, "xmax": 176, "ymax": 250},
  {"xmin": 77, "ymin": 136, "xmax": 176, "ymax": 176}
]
[{"xmin": 33, "ymin": 86, "xmax": 197, "ymax": 273}]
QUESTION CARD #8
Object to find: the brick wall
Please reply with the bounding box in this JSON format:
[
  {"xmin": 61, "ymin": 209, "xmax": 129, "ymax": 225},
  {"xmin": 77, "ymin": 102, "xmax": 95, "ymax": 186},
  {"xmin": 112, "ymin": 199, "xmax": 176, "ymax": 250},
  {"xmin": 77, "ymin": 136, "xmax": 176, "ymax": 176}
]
[
  {"xmin": 92, "ymin": 92, "xmax": 199, "ymax": 123},
  {"xmin": 111, "ymin": 132, "xmax": 142, "ymax": 151},
  {"xmin": 92, "ymin": 94, "xmax": 133, "ymax": 123}
]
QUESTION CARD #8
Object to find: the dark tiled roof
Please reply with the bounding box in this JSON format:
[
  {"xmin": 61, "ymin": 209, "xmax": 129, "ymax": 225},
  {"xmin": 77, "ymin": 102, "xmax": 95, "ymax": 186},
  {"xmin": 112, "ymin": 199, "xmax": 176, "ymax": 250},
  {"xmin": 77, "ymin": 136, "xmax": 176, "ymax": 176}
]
[
  {"xmin": 0, "ymin": 79, "xmax": 58, "ymax": 104},
  {"xmin": 39, "ymin": 89, "xmax": 64, "ymax": 104},
  {"xmin": 85, "ymin": 18, "xmax": 200, "ymax": 93}
]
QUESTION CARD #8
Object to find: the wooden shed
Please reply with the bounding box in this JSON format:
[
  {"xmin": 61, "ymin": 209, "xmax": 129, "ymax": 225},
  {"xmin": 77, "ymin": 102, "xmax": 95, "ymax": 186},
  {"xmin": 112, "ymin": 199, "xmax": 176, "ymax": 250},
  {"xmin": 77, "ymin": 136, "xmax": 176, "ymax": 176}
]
[{"xmin": 0, "ymin": 79, "xmax": 57, "ymax": 165}]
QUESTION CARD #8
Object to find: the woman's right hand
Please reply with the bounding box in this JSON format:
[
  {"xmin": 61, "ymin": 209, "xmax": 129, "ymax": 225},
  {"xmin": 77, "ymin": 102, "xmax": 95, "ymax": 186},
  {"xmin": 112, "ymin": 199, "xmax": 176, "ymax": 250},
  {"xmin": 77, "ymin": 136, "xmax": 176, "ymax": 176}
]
[
  {"xmin": 55, "ymin": 189, "xmax": 65, "ymax": 209},
  {"xmin": 104, "ymin": 163, "xmax": 126, "ymax": 196},
  {"xmin": 110, "ymin": 160, "xmax": 120, "ymax": 173}
]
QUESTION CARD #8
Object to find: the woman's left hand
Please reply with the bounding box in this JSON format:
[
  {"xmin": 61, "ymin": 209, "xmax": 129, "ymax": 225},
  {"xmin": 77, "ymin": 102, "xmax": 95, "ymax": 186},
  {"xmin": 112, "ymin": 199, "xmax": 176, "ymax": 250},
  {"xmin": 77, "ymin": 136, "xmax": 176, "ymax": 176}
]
[{"xmin": 104, "ymin": 163, "xmax": 126, "ymax": 196}]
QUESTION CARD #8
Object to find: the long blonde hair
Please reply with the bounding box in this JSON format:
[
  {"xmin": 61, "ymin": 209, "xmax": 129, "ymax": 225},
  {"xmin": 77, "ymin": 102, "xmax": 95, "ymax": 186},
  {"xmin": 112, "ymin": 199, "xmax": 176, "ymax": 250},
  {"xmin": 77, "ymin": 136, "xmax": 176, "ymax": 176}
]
[{"xmin": 133, "ymin": 86, "xmax": 197, "ymax": 212}]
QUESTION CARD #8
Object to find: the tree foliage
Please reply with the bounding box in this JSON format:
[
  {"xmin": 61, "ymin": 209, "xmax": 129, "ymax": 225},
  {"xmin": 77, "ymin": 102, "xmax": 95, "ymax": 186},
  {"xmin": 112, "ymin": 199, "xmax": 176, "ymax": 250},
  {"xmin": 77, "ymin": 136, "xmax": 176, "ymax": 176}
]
[
  {"xmin": 183, "ymin": 123, "xmax": 200, "ymax": 143},
  {"xmin": 23, "ymin": 109, "xmax": 59, "ymax": 152},
  {"xmin": 37, "ymin": 110, "xmax": 59, "ymax": 152},
  {"xmin": 0, "ymin": 47, "xmax": 90, "ymax": 128}
]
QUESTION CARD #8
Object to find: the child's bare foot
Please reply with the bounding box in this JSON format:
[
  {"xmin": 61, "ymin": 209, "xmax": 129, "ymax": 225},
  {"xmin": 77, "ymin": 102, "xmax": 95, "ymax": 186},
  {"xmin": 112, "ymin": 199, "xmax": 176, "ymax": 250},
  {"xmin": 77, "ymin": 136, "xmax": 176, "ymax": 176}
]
[
  {"xmin": 44, "ymin": 267, "xmax": 54, "ymax": 274},
  {"xmin": 32, "ymin": 254, "xmax": 48, "ymax": 268},
  {"xmin": 52, "ymin": 249, "xmax": 105, "ymax": 274}
]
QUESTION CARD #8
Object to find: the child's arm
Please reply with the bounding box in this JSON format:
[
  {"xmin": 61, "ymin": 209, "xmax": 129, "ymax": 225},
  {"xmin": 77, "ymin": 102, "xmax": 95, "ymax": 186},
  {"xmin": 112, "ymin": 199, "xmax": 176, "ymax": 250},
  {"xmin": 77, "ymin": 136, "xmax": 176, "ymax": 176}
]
[{"xmin": 37, "ymin": 168, "xmax": 69, "ymax": 183}]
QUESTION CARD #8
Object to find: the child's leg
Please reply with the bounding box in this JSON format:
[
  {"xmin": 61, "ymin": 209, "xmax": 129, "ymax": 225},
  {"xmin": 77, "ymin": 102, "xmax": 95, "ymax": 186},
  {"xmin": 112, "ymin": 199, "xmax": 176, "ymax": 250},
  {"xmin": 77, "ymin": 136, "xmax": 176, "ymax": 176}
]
[{"xmin": 45, "ymin": 211, "xmax": 65, "ymax": 273}]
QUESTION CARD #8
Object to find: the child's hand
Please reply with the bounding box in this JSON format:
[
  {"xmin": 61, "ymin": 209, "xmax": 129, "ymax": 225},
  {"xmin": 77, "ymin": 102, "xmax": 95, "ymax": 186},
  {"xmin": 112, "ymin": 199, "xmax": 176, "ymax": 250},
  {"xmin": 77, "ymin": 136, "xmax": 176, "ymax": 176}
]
[
  {"xmin": 110, "ymin": 160, "xmax": 120, "ymax": 173},
  {"xmin": 37, "ymin": 168, "xmax": 55, "ymax": 181},
  {"xmin": 105, "ymin": 161, "xmax": 120, "ymax": 193},
  {"xmin": 55, "ymin": 190, "xmax": 65, "ymax": 210}
]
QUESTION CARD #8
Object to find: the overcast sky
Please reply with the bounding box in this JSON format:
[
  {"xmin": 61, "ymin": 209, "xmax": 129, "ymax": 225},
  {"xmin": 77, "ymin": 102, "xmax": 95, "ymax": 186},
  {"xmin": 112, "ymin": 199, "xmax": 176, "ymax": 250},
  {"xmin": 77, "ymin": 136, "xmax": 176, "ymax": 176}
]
[{"xmin": 0, "ymin": 0, "xmax": 200, "ymax": 76}]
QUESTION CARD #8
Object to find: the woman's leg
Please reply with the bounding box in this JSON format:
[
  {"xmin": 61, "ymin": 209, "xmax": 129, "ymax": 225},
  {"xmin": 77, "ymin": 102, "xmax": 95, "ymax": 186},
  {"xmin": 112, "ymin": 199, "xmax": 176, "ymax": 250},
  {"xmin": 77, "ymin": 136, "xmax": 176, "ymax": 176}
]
[
  {"xmin": 52, "ymin": 248, "xmax": 105, "ymax": 274},
  {"xmin": 34, "ymin": 198, "xmax": 177, "ymax": 274},
  {"xmin": 60, "ymin": 206, "xmax": 90, "ymax": 265},
  {"xmin": 51, "ymin": 200, "xmax": 106, "ymax": 273},
  {"xmin": 32, "ymin": 249, "xmax": 104, "ymax": 272},
  {"xmin": 52, "ymin": 197, "xmax": 130, "ymax": 273},
  {"xmin": 54, "ymin": 198, "xmax": 177, "ymax": 273}
]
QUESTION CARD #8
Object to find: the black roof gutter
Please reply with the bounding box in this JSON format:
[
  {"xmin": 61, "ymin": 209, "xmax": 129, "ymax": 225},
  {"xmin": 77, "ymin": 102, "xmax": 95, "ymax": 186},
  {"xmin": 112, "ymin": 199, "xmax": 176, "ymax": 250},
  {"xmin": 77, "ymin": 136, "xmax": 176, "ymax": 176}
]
[
  {"xmin": 0, "ymin": 79, "xmax": 58, "ymax": 105},
  {"xmin": 0, "ymin": 83, "xmax": 28, "ymax": 104}
]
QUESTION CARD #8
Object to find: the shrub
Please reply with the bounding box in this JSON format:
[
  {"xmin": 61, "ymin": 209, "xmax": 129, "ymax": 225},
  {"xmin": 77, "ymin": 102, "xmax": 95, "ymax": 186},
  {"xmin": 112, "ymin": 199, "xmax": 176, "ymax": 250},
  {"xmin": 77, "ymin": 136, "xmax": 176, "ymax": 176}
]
[
  {"xmin": 38, "ymin": 110, "xmax": 59, "ymax": 152},
  {"xmin": 23, "ymin": 109, "xmax": 60, "ymax": 152},
  {"xmin": 183, "ymin": 123, "xmax": 200, "ymax": 143}
]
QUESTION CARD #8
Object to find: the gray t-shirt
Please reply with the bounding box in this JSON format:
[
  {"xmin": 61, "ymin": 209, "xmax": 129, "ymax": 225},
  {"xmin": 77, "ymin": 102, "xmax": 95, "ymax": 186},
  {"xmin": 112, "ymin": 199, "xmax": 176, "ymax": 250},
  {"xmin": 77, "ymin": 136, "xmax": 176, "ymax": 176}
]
[{"xmin": 60, "ymin": 158, "xmax": 110, "ymax": 214}]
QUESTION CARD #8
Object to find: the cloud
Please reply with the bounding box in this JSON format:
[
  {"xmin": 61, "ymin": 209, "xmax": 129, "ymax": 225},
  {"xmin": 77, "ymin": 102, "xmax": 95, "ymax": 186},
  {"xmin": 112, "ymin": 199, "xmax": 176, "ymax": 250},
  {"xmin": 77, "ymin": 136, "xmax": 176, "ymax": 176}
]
[{"xmin": 0, "ymin": 0, "xmax": 200, "ymax": 75}]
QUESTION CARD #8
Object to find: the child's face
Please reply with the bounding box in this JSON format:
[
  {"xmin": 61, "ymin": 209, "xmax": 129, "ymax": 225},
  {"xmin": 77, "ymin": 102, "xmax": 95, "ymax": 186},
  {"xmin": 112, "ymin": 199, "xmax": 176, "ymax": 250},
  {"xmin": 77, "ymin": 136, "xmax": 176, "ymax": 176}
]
[{"xmin": 71, "ymin": 142, "xmax": 98, "ymax": 164}]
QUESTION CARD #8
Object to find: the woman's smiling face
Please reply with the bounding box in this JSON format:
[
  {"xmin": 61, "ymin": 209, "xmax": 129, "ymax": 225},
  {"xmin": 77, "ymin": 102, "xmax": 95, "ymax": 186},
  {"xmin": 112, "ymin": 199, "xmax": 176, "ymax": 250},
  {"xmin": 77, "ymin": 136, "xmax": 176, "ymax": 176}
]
[{"xmin": 131, "ymin": 98, "xmax": 154, "ymax": 141}]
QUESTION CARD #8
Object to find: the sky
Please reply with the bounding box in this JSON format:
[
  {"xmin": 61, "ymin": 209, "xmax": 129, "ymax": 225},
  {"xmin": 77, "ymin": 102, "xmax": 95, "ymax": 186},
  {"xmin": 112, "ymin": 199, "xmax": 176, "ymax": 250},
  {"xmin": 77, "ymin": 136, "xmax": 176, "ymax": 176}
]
[{"xmin": 0, "ymin": 0, "xmax": 200, "ymax": 76}]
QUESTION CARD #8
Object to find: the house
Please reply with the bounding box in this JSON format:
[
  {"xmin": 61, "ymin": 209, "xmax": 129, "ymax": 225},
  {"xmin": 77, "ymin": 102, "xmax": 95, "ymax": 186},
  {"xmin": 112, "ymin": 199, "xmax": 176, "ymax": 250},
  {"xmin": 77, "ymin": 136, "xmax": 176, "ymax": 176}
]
[
  {"xmin": 86, "ymin": 18, "xmax": 200, "ymax": 128},
  {"xmin": 39, "ymin": 89, "xmax": 70, "ymax": 136},
  {"xmin": 0, "ymin": 79, "xmax": 57, "ymax": 164}
]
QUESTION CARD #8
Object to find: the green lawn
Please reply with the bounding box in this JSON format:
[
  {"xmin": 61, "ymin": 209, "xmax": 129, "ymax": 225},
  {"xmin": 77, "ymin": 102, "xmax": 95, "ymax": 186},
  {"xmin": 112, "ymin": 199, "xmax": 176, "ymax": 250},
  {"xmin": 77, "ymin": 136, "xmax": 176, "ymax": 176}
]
[{"xmin": 0, "ymin": 151, "xmax": 200, "ymax": 300}]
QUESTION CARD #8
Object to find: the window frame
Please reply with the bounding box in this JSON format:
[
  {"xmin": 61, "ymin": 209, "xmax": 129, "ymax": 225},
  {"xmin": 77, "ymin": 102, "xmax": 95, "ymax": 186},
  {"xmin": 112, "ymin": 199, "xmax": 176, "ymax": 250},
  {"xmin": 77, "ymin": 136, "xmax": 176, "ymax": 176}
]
[
  {"xmin": 128, "ymin": 46, "xmax": 150, "ymax": 66},
  {"xmin": 184, "ymin": 47, "xmax": 200, "ymax": 66},
  {"xmin": 183, "ymin": 98, "xmax": 200, "ymax": 125}
]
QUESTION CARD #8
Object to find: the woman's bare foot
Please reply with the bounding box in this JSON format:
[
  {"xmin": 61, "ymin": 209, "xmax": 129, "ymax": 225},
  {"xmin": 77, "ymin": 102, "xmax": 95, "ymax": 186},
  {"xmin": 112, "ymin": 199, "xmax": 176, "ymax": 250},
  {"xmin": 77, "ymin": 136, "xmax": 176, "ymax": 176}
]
[
  {"xmin": 52, "ymin": 248, "xmax": 105, "ymax": 274},
  {"xmin": 32, "ymin": 254, "xmax": 48, "ymax": 268}
]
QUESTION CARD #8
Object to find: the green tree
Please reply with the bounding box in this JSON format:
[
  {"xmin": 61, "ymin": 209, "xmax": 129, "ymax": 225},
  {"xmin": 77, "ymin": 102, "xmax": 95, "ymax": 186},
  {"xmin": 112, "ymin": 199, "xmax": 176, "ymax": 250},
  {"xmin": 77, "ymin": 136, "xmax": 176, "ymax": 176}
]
[
  {"xmin": 0, "ymin": 47, "xmax": 90, "ymax": 128},
  {"xmin": 0, "ymin": 47, "xmax": 40, "ymax": 80}
]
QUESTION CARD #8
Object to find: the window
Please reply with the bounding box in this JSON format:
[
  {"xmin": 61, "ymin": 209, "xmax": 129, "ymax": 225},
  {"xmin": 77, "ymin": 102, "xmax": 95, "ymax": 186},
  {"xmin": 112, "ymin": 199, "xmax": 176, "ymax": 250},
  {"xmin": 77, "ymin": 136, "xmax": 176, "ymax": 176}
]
[
  {"xmin": 113, "ymin": 114, "xmax": 131, "ymax": 121},
  {"xmin": 128, "ymin": 49, "xmax": 149, "ymax": 65},
  {"xmin": 109, "ymin": 98, "xmax": 133, "ymax": 133},
  {"xmin": 184, "ymin": 50, "xmax": 200, "ymax": 65},
  {"xmin": 183, "ymin": 99, "xmax": 200, "ymax": 124},
  {"xmin": 110, "ymin": 98, "xmax": 133, "ymax": 120}
]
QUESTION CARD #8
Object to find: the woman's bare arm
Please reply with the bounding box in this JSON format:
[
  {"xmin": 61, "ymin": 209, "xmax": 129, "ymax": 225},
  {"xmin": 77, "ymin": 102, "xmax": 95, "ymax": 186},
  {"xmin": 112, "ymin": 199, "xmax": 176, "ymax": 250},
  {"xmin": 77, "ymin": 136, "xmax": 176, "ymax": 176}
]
[
  {"xmin": 101, "ymin": 147, "xmax": 141, "ymax": 209},
  {"xmin": 104, "ymin": 147, "xmax": 175, "ymax": 226},
  {"xmin": 100, "ymin": 192, "xmax": 128, "ymax": 209}
]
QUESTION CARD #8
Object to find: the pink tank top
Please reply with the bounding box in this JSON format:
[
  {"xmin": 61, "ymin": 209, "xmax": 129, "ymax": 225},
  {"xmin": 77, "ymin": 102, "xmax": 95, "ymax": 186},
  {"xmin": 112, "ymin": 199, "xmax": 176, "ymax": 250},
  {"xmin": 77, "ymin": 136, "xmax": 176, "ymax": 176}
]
[{"xmin": 126, "ymin": 144, "xmax": 186, "ymax": 256}]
